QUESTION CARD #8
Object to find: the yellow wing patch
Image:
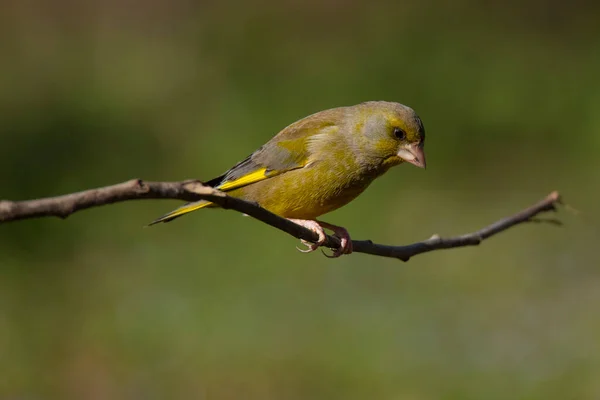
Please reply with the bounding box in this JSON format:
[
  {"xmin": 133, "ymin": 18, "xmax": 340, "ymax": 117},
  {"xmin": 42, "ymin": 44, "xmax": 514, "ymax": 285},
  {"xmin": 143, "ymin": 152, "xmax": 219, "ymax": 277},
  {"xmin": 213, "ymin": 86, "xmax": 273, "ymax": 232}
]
[{"xmin": 217, "ymin": 167, "xmax": 269, "ymax": 191}]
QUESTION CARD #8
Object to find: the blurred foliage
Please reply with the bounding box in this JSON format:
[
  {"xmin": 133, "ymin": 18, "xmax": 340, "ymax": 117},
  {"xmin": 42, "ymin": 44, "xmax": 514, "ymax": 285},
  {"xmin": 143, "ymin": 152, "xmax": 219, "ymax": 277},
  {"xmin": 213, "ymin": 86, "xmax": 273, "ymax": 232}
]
[{"xmin": 1, "ymin": 0, "xmax": 600, "ymax": 398}]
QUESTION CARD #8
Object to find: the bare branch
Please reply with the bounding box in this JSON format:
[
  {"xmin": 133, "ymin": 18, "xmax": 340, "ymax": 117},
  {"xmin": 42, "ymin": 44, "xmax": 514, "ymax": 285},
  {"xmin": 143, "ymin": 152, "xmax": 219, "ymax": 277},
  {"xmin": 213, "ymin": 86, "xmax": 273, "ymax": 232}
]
[
  {"xmin": 0, "ymin": 179, "xmax": 204, "ymax": 221},
  {"xmin": 0, "ymin": 180, "xmax": 562, "ymax": 261}
]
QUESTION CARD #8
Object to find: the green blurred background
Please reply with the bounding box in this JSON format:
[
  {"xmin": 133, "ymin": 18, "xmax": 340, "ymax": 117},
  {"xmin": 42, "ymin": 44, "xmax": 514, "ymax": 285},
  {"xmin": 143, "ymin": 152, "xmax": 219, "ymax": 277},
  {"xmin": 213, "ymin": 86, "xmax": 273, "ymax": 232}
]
[{"xmin": 1, "ymin": 0, "xmax": 599, "ymax": 398}]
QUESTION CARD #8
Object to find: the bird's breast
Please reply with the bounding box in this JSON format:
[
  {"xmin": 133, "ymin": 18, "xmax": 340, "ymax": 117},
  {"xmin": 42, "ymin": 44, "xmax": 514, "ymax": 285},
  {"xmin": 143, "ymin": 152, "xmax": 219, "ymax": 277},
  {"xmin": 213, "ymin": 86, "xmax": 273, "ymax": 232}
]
[{"xmin": 235, "ymin": 161, "xmax": 384, "ymax": 220}]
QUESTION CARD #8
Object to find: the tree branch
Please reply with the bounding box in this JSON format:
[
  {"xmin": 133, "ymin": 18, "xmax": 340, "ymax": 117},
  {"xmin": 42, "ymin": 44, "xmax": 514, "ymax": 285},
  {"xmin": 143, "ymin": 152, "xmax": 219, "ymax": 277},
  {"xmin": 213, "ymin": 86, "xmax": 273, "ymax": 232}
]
[{"xmin": 0, "ymin": 179, "xmax": 562, "ymax": 261}]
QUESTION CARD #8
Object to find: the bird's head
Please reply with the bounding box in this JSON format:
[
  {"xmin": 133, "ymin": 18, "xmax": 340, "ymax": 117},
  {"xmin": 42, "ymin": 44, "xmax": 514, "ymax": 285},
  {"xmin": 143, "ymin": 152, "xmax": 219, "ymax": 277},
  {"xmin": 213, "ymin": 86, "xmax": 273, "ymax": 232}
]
[{"xmin": 355, "ymin": 101, "xmax": 426, "ymax": 170}]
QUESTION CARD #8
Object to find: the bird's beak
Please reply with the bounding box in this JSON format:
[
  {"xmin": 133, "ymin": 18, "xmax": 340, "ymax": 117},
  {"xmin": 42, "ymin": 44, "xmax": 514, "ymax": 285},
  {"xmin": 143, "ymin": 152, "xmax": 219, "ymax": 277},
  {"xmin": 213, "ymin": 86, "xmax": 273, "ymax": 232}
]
[{"xmin": 397, "ymin": 143, "xmax": 426, "ymax": 169}]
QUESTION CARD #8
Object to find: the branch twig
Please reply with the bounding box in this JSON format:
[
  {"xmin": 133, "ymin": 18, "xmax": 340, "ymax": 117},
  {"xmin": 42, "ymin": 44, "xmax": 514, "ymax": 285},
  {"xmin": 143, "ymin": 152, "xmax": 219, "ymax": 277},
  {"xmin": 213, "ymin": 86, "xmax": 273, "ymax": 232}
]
[{"xmin": 0, "ymin": 179, "xmax": 562, "ymax": 261}]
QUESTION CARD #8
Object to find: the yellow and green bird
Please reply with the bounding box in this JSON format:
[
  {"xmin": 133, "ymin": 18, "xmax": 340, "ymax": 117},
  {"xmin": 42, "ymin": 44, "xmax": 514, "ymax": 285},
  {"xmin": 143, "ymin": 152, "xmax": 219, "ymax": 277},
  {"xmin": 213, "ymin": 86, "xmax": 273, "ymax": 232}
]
[{"xmin": 150, "ymin": 101, "xmax": 426, "ymax": 257}]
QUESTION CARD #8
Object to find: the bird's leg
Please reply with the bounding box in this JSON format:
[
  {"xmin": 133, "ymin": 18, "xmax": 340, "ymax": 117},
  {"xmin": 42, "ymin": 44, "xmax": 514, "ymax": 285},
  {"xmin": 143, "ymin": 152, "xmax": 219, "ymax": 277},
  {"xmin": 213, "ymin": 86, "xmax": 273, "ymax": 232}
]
[
  {"xmin": 288, "ymin": 219, "xmax": 327, "ymax": 253},
  {"xmin": 317, "ymin": 220, "xmax": 353, "ymax": 258}
]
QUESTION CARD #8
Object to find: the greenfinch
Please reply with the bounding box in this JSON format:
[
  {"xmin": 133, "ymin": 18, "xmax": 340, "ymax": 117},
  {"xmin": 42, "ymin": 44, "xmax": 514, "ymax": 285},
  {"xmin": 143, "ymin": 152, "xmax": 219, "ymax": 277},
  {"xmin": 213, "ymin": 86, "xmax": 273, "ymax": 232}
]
[{"xmin": 151, "ymin": 101, "xmax": 426, "ymax": 257}]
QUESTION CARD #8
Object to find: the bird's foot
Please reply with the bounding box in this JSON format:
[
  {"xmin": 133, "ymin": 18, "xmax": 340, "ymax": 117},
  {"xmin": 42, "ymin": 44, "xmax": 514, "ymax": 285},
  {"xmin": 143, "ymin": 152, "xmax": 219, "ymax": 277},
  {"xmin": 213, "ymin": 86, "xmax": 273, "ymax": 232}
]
[
  {"xmin": 317, "ymin": 221, "xmax": 353, "ymax": 258},
  {"xmin": 288, "ymin": 219, "xmax": 327, "ymax": 253},
  {"xmin": 288, "ymin": 219, "xmax": 353, "ymax": 258}
]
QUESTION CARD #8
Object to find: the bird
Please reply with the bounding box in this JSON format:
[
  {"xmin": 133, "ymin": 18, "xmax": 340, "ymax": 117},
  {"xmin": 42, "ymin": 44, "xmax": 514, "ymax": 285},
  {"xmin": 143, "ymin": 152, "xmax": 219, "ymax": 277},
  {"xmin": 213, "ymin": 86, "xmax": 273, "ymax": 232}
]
[{"xmin": 150, "ymin": 101, "xmax": 426, "ymax": 257}]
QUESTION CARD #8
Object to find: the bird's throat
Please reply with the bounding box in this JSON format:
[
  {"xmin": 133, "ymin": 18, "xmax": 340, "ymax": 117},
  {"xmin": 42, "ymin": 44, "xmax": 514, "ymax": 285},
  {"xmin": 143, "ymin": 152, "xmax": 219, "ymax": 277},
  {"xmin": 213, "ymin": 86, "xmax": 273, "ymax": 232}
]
[{"xmin": 381, "ymin": 155, "xmax": 403, "ymax": 171}]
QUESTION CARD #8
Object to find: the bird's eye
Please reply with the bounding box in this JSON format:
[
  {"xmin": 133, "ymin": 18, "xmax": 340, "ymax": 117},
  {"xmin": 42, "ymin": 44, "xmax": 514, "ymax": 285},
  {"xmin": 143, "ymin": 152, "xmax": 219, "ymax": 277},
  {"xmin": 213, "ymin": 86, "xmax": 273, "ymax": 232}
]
[{"xmin": 393, "ymin": 127, "xmax": 406, "ymax": 140}]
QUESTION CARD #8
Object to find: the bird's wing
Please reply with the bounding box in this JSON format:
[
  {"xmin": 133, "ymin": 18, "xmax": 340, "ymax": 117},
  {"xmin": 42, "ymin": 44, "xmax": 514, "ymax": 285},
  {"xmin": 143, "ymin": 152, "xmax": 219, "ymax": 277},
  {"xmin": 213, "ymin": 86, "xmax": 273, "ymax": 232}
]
[
  {"xmin": 148, "ymin": 109, "xmax": 344, "ymax": 225},
  {"xmin": 207, "ymin": 112, "xmax": 341, "ymax": 192}
]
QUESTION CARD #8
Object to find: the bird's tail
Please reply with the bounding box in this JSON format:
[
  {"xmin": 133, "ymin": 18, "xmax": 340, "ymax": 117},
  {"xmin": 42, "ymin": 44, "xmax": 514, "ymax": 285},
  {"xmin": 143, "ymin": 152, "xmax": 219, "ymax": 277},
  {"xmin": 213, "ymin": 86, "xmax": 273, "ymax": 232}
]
[{"xmin": 148, "ymin": 200, "xmax": 213, "ymax": 226}]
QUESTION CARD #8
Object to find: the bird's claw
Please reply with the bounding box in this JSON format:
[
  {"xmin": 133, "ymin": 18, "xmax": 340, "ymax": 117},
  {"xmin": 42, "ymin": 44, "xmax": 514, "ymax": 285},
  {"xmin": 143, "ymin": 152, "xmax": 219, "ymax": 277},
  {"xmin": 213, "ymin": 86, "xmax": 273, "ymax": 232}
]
[
  {"xmin": 320, "ymin": 223, "xmax": 353, "ymax": 258},
  {"xmin": 289, "ymin": 219, "xmax": 353, "ymax": 258},
  {"xmin": 296, "ymin": 239, "xmax": 323, "ymax": 253},
  {"xmin": 289, "ymin": 219, "xmax": 327, "ymax": 254}
]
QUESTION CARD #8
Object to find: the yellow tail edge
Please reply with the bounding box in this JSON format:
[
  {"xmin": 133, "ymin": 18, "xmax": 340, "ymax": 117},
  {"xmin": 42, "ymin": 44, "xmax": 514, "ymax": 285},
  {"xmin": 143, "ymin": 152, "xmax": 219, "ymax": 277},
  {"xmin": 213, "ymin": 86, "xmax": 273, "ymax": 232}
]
[{"xmin": 147, "ymin": 200, "xmax": 212, "ymax": 226}]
